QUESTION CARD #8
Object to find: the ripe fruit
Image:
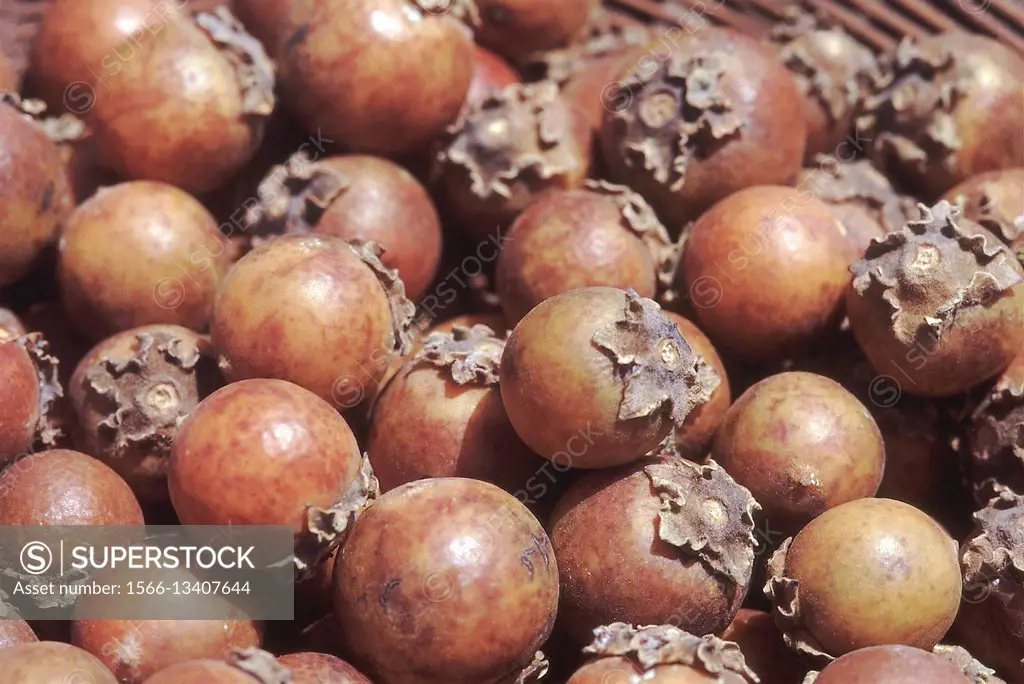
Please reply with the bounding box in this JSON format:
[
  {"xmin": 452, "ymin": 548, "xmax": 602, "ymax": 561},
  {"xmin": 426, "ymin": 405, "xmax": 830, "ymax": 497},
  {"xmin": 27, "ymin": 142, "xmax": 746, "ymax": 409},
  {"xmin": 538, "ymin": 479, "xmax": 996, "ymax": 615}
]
[
  {"xmin": 168, "ymin": 378, "xmax": 373, "ymax": 575},
  {"xmin": 0, "ymin": 308, "xmax": 25, "ymax": 340},
  {"xmin": 812, "ymin": 645, "xmax": 972, "ymax": 684},
  {"xmin": 58, "ymin": 181, "xmax": 231, "ymax": 340},
  {"xmin": 0, "ymin": 334, "xmax": 62, "ymax": 468},
  {"xmin": 332, "ymin": 478, "xmax": 558, "ymax": 684},
  {"xmin": 474, "ymin": 0, "xmax": 594, "ymax": 62},
  {"xmin": 859, "ymin": 33, "xmax": 1024, "ymax": 198},
  {"xmin": 276, "ymin": 0, "xmax": 473, "ymax": 157},
  {"xmin": 252, "ymin": 154, "xmax": 442, "ymax": 301},
  {"xmin": 712, "ymin": 371, "xmax": 885, "ymax": 531},
  {"xmin": 500, "ymin": 287, "xmax": 718, "ymax": 469},
  {"xmin": 68, "ymin": 325, "xmax": 223, "ymax": 505},
  {"xmin": 677, "ymin": 186, "xmax": 851, "ymax": 365},
  {"xmin": 276, "ymin": 652, "xmax": 371, "ymax": 684},
  {"xmin": 0, "ymin": 621, "xmax": 37, "ymax": 649},
  {"xmin": 721, "ymin": 610, "xmax": 807, "ymax": 684},
  {"xmin": 466, "ymin": 46, "xmax": 520, "ymax": 112},
  {"xmin": 846, "ymin": 201, "xmax": 1024, "ymax": 397},
  {"xmin": 0, "ymin": 642, "xmax": 117, "ymax": 684},
  {"xmin": 601, "ymin": 28, "xmax": 806, "ymax": 227},
  {"xmin": 943, "ymin": 168, "xmax": 1024, "ymax": 249},
  {"xmin": 550, "ymin": 457, "xmax": 759, "ymax": 644},
  {"xmin": 0, "ymin": 449, "xmax": 144, "ymax": 526},
  {"xmin": 142, "ymin": 648, "xmax": 289, "ymax": 684},
  {"xmin": 765, "ymin": 498, "xmax": 961, "ymax": 664},
  {"xmin": 211, "ymin": 235, "xmax": 414, "ymax": 408}
]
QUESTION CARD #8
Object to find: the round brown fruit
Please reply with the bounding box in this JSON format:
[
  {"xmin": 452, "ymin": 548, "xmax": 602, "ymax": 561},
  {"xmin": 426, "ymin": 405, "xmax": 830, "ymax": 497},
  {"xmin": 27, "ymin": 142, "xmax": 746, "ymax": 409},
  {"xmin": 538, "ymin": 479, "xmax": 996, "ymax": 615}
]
[
  {"xmin": 332, "ymin": 478, "xmax": 558, "ymax": 684},
  {"xmin": 0, "ymin": 102, "xmax": 70, "ymax": 288},
  {"xmin": 69, "ymin": 325, "xmax": 223, "ymax": 505},
  {"xmin": 765, "ymin": 498, "xmax": 961, "ymax": 662},
  {"xmin": 252, "ymin": 154, "xmax": 442, "ymax": 301},
  {"xmin": 712, "ymin": 371, "xmax": 884, "ymax": 532},
  {"xmin": 57, "ymin": 181, "xmax": 231, "ymax": 341},
  {"xmin": 496, "ymin": 181, "xmax": 674, "ymax": 323},
  {"xmin": 601, "ymin": 28, "xmax": 806, "ymax": 227},
  {"xmin": 814, "ymin": 645, "xmax": 971, "ymax": 684},
  {"xmin": 550, "ymin": 457, "xmax": 759, "ymax": 644},
  {"xmin": 168, "ymin": 378, "xmax": 370, "ymax": 574},
  {"xmin": 211, "ymin": 234, "xmax": 413, "ymax": 409},
  {"xmin": 721, "ymin": 610, "xmax": 806, "ymax": 684},
  {"xmin": 71, "ymin": 620, "xmax": 261, "ymax": 684},
  {"xmin": 466, "ymin": 46, "xmax": 520, "ymax": 113},
  {"xmin": 859, "ymin": 33, "xmax": 1024, "ymax": 199},
  {"xmin": 500, "ymin": 287, "xmax": 719, "ymax": 469},
  {"xmin": 0, "ymin": 334, "xmax": 61, "ymax": 468},
  {"xmin": 474, "ymin": 0, "xmax": 594, "ymax": 62},
  {"xmin": 276, "ymin": 0, "xmax": 472, "ymax": 158},
  {"xmin": 678, "ymin": 186, "xmax": 851, "ymax": 365},
  {"xmin": 846, "ymin": 201, "xmax": 1024, "ymax": 397},
  {"xmin": 88, "ymin": 7, "xmax": 274, "ymax": 194},
  {"xmin": 0, "ymin": 448, "xmax": 143, "ymax": 525},
  {"xmin": 276, "ymin": 652, "xmax": 371, "ymax": 684},
  {"xmin": 0, "ymin": 642, "xmax": 116, "ymax": 684}
]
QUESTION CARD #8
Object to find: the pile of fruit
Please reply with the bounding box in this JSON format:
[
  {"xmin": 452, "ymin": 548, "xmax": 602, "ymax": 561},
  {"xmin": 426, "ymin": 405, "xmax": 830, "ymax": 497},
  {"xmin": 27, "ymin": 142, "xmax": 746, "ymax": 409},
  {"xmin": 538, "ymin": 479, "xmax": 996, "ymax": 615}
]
[{"xmin": 0, "ymin": 0, "xmax": 1023, "ymax": 682}]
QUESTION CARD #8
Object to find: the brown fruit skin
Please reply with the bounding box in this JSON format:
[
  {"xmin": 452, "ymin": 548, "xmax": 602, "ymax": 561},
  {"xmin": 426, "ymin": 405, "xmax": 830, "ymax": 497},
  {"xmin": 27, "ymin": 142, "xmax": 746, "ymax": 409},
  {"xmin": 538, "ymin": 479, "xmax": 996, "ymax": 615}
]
[
  {"xmin": 601, "ymin": 29, "xmax": 806, "ymax": 227},
  {"xmin": 0, "ymin": 340, "xmax": 43, "ymax": 467},
  {"xmin": 0, "ymin": 308, "xmax": 25, "ymax": 340},
  {"xmin": 68, "ymin": 325, "xmax": 223, "ymax": 505},
  {"xmin": 231, "ymin": 0, "xmax": 290, "ymax": 54},
  {"xmin": 942, "ymin": 168, "xmax": 1024, "ymax": 245},
  {"xmin": 0, "ymin": 53, "xmax": 17, "ymax": 92},
  {"xmin": 211, "ymin": 234, "xmax": 397, "ymax": 407},
  {"xmin": 679, "ymin": 186, "xmax": 851, "ymax": 365},
  {"xmin": 496, "ymin": 189, "xmax": 659, "ymax": 323},
  {"xmin": 475, "ymin": 0, "xmax": 594, "ymax": 62},
  {"xmin": 141, "ymin": 660, "xmax": 257, "ymax": 684},
  {"xmin": 567, "ymin": 655, "xmax": 742, "ymax": 684},
  {"xmin": 781, "ymin": 498, "xmax": 961, "ymax": 657},
  {"xmin": 712, "ymin": 371, "xmax": 884, "ymax": 532},
  {"xmin": 71, "ymin": 620, "xmax": 260, "ymax": 684},
  {"xmin": 89, "ymin": 10, "xmax": 267, "ymax": 194},
  {"xmin": 814, "ymin": 645, "xmax": 971, "ymax": 684},
  {"xmin": 333, "ymin": 478, "xmax": 558, "ymax": 684},
  {"xmin": 27, "ymin": 0, "xmax": 182, "ymax": 112},
  {"xmin": 428, "ymin": 313, "xmax": 510, "ymax": 338},
  {"xmin": 0, "ymin": 620, "xmax": 38, "ymax": 649},
  {"xmin": 951, "ymin": 580, "xmax": 1024, "ymax": 683},
  {"xmin": 168, "ymin": 379, "xmax": 361, "ymax": 539},
  {"xmin": 367, "ymin": 360, "xmax": 547, "ymax": 506},
  {"xmin": 0, "ymin": 105, "xmax": 71, "ymax": 288},
  {"xmin": 0, "ymin": 449, "xmax": 143, "ymax": 525},
  {"xmin": 304, "ymin": 156, "xmax": 442, "ymax": 302},
  {"xmin": 58, "ymin": 182, "xmax": 231, "ymax": 341},
  {"xmin": 500, "ymin": 287, "xmax": 673, "ymax": 469},
  {"xmin": 0, "ymin": 641, "xmax": 117, "ymax": 684},
  {"xmin": 277, "ymin": 0, "xmax": 473, "ymax": 158},
  {"xmin": 667, "ymin": 313, "xmax": 731, "ymax": 461},
  {"xmin": 466, "ymin": 46, "xmax": 521, "ymax": 113},
  {"xmin": 277, "ymin": 652, "xmax": 372, "ymax": 684},
  {"xmin": 720, "ymin": 610, "xmax": 806, "ymax": 684},
  {"xmin": 550, "ymin": 459, "xmax": 745, "ymax": 645}
]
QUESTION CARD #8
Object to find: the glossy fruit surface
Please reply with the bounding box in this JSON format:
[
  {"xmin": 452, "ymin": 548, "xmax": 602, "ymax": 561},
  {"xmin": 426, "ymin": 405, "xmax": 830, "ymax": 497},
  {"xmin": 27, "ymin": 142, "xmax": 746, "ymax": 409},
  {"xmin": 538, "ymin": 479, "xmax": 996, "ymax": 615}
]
[
  {"xmin": 333, "ymin": 477, "xmax": 558, "ymax": 684},
  {"xmin": 465, "ymin": 45, "xmax": 520, "ymax": 112},
  {"xmin": 0, "ymin": 621, "xmax": 37, "ymax": 649},
  {"xmin": 814, "ymin": 645, "xmax": 971, "ymax": 684},
  {"xmin": 474, "ymin": 0, "xmax": 594, "ymax": 61},
  {"xmin": 0, "ymin": 641, "xmax": 117, "ymax": 684}
]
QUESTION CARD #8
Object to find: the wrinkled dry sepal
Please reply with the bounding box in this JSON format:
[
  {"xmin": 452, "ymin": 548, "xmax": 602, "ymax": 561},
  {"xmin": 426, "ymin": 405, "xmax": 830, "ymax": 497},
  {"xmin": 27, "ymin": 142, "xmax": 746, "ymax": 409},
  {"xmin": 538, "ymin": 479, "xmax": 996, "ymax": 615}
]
[
  {"xmin": 764, "ymin": 538, "xmax": 835, "ymax": 666},
  {"xmin": 295, "ymin": 454, "xmax": 380, "ymax": 578},
  {"xmin": 962, "ymin": 488, "xmax": 1024, "ymax": 587},
  {"xmin": 348, "ymin": 240, "xmax": 416, "ymax": 355},
  {"xmin": 645, "ymin": 458, "xmax": 759, "ymax": 590},
  {"xmin": 412, "ymin": 0, "xmax": 480, "ymax": 27},
  {"xmin": 414, "ymin": 324, "xmax": 505, "ymax": 385},
  {"xmin": 0, "ymin": 91, "xmax": 87, "ymax": 144},
  {"xmin": 251, "ymin": 150, "xmax": 348, "ymax": 241},
  {"xmin": 585, "ymin": 623, "xmax": 758, "ymax": 681},
  {"xmin": 963, "ymin": 382, "xmax": 1024, "ymax": 504},
  {"xmin": 510, "ymin": 651, "xmax": 549, "ymax": 684},
  {"xmin": 584, "ymin": 179, "xmax": 677, "ymax": 291},
  {"xmin": 18, "ymin": 333, "xmax": 63, "ymax": 448},
  {"xmin": 592, "ymin": 289, "xmax": 718, "ymax": 425},
  {"xmin": 194, "ymin": 7, "xmax": 276, "ymax": 120},
  {"xmin": 230, "ymin": 647, "xmax": 292, "ymax": 684},
  {"xmin": 439, "ymin": 81, "xmax": 581, "ymax": 200},
  {"xmin": 933, "ymin": 644, "xmax": 1001, "ymax": 683},
  {"xmin": 806, "ymin": 157, "xmax": 916, "ymax": 233},
  {"xmin": 955, "ymin": 184, "xmax": 1024, "ymax": 245}
]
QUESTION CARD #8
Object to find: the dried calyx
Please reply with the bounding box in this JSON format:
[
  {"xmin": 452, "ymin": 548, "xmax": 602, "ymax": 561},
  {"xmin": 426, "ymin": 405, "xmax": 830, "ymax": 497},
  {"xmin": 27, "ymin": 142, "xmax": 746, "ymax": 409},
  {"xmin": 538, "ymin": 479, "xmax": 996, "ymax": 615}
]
[
  {"xmin": 350, "ymin": 240, "xmax": 416, "ymax": 356},
  {"xmin": 229, "ymin": 647, "xmax": 292, "ymax": 684},
  {"xmin": 437, "ymin": 81, "xmax": 582, "ymax": 200},
  {"xmin": 193, "ymin": 7, "xmax": 275, "ymax": 122},
  {"xmin": 584, "ymin": 179, "xmax": 677, "ymax": 292},
  {"xmin": 932, "ymin": 644, "xmax": 1003, "ymax": 684},
  {"xmin": 644, "ymin": 458, "xmax": 760, "ymax": 594},
  {"xmin": 592, "ymin": 289, "xmax": 719, "ymax": 425},
  {"xmin": 856, "ymin": 37, "xmax": 966, "ymax": 176},
  {"xmin": 411, "ymin": 0, "xmax": 480, "ymax": 26},
  {"xmin": 17, "ymin": 333, "xmax": 63, "ymax": 449},
  {"xmin": 850, "ymin": 201, "xmax": 1023, "ymax": 346},
  {"xmin": 0, "ymin": 90, "xmax": 85, "ymax": 143},
  {"xmin": 768, "ymin": 5, "xmax": 879, "ymax": 125},
  {"xmin": 509, "ymin": 651, "xmax": 549, "ymax": 684},
  {"xmin": 603, "ymin": 50, "xmax": 743, "ymax": 191},
  {"xmin": 764, "ymin": 537, "xmax": 834, "ymax": 665},
  {"xmin": 414, "ymin": 324, "xmax": 506, "ymax": 385},
  {"xmin": 249, "ymin": 150, "xmax": 346, "ymax": 239},
  {"xmin": 961, "ymin": 488, "xmax": 1024, "ymax": 593},
  {"xmin": 947, "ymin": 174, "xmax": 1024, "ymax": 246},
  {"xmin": 584, "ymin": 622, "xmax": 758, "ymax": 682},
  {"xmin": 799, "ymin": 157, "xmax": 918, "ymax": 232},
  {"xmin": 295, "ymin": 454, "xmax": 380, "ymax": 578},
  {"xmin": 962, "ymin": 372, "xmax": 1024, "ymax": 503}
]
